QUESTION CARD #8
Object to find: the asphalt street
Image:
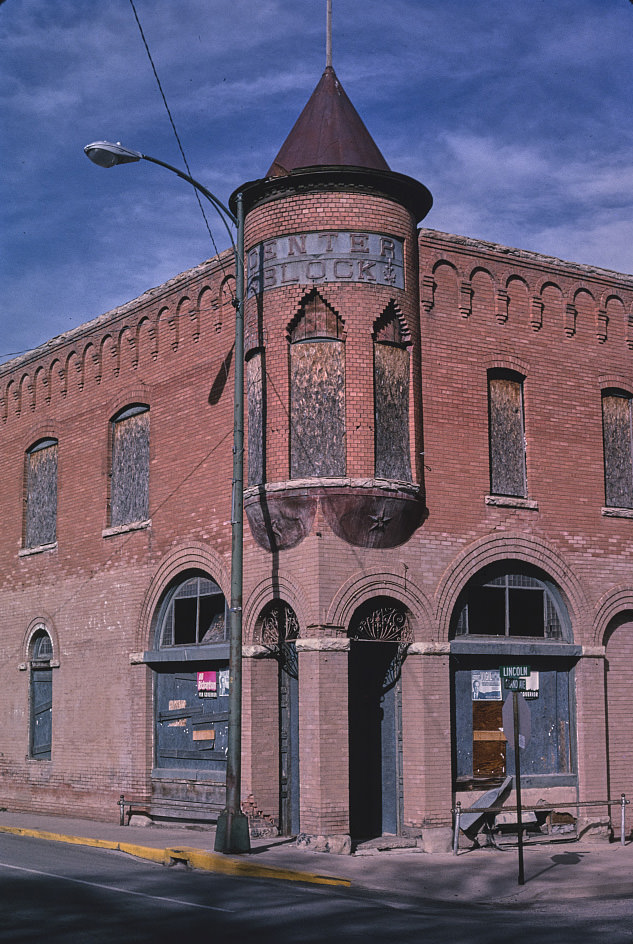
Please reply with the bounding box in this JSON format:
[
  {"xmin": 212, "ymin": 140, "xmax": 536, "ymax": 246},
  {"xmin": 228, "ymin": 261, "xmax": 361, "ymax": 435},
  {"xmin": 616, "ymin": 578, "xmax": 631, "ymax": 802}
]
[{"xmin": 1, "ymin": 834, "xmax": 632, "ymax": 944}]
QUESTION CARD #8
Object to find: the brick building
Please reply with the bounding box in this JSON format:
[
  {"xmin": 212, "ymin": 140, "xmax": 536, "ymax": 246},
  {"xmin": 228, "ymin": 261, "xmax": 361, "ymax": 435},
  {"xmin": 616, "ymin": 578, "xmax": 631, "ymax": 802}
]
[{"xmin": 1, "ymin": 61, "xmax": 632, "ymax": 850}]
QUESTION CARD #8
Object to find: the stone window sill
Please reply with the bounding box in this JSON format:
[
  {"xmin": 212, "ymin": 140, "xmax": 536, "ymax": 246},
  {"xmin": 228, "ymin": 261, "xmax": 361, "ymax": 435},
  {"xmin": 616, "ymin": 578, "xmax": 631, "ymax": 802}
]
[
  {"xmin": 102, "ymin": 518, "xmax": 151, "ymax": 538},
  {"xmin": 19, "ymin": 542, "xmax": 57, "ymax": 558},
  {"xmin": 602, "ymin": 506, "xmax": 633, "ymax": 519},
  {"xmin": 485, "ymin": 495, "xmax": 538, "ymax": 510}
]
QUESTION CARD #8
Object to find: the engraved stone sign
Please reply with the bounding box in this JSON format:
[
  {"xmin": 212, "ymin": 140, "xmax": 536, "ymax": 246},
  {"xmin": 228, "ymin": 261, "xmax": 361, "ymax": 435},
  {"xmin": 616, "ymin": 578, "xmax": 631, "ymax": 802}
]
[{"xmin": 247, "ymin": 231, "xmax": 404, "ymax": 297}]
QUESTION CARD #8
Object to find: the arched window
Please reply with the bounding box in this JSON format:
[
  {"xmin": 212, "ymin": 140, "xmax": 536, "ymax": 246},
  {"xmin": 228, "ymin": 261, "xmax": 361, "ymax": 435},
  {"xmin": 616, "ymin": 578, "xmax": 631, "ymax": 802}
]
[
  {"xmin": 288, "ymin": 291, "xmax": 345, "ymax": 478},
  {"xmin": 156, "ymin": 575, "xmax": 227, "ymax": 648},
  {"xmin": 373, "ymin": 303, "xmax": 411, "ymax": 481},
  {"xmin": 151, "ymin": 573, "xmax": 229, "ymax": 782},
  {"xmin": 29, "ymin": 629, "xmax": 53, "ymax": 760},
  {"xmin": 452, "ymin": 570, "xmax": 567, "ymax": 640},
  {"xmin": 110, "ymin": 404, "xmax": 149, "ymax": 527},
  {"xmin": 24, "ymin": 438, "xmax": 58, "ymax": 549}
]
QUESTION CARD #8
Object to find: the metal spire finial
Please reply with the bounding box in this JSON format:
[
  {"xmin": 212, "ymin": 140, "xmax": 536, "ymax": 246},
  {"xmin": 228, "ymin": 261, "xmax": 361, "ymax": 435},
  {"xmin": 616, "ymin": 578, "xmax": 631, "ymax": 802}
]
[{"xmin": 326, "ymin": 0, "xmax": 332, "ymax": 68}]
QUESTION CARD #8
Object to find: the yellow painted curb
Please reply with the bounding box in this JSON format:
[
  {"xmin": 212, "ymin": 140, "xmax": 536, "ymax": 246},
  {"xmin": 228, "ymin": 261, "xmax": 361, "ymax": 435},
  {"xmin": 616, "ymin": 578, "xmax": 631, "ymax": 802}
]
[
  {"xmin": 164, "ymin": 847, "xmax": 351, "ymax": 886},
  {"xmin": 0, "ymin": 826, "xmax": 350, "ymax": 887},
  {"xmin": 0, "ymin": 826, "xmax": 119, "ymax": 851}
]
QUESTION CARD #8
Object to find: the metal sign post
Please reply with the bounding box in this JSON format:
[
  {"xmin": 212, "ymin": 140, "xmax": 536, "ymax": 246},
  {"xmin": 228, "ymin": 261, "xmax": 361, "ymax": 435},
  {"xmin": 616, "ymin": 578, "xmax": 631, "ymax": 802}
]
[
  {"xmin": 513, "ymin": 691, "xmax": 525, "ymax": 885},
  {"xmin": 501, "ymin": 666, "xmax": 532, "ymax": 887}
]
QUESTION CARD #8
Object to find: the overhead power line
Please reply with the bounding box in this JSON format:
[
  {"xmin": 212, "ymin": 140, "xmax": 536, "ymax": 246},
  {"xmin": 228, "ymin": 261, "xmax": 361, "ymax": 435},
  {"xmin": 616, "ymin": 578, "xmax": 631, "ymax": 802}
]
[{"xmin": 129, "ymin": 0, "xmax": 233, "ymax": 293}]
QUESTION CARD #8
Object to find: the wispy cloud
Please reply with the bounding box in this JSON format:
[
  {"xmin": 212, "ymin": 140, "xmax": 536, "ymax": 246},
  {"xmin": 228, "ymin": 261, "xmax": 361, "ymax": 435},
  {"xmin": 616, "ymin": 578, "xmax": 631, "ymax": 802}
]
[{"xmin": 1, "ymin": 0, "xmax": 632, "ymax": 363}]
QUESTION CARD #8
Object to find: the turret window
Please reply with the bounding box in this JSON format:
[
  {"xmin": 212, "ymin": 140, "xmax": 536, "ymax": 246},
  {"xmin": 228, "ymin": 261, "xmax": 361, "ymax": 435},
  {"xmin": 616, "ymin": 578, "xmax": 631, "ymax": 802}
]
[
  {"xmin": 373, "ymin": 302, "xmax": 411, "ymax": 481},
  {"xmin": 288, "ymin": 290, "xmax": 346, "ymax": 478}
]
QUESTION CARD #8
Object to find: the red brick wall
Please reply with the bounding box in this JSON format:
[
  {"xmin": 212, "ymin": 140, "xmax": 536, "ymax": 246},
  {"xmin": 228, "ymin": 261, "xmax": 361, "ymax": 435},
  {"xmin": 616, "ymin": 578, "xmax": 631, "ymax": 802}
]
[
  {"xmin": 244, "ymin": 190, "xmax": 420, "ymax": 483},
  {"xmin": 297, "ymin": 648, "xmax": 349, "ymax": 835},
  {"xmin": 2, "ymin": 211, "xmax": 633, "ymax": 833}
]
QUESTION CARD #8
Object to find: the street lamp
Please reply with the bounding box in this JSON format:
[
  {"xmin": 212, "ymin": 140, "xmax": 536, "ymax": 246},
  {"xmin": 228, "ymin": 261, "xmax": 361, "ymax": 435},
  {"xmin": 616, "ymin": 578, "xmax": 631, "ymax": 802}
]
[{"xmin": 84, "ymin": 140, "xmax": 250, "ymax": 854}]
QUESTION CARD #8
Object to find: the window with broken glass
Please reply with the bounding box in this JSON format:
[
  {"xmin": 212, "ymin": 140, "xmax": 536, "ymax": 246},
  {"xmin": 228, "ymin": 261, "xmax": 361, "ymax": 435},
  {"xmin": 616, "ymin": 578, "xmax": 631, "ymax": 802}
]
[{"xmin": 157, "ymin": 575, "xmax": 228, "ymax": 647}]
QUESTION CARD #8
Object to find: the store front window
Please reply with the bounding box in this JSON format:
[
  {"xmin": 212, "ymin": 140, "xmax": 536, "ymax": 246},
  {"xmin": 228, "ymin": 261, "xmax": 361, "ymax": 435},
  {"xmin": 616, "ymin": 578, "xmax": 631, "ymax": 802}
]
[{"xmin": 450, "ymin": 564, "xmax": 579, "ymax": 788}]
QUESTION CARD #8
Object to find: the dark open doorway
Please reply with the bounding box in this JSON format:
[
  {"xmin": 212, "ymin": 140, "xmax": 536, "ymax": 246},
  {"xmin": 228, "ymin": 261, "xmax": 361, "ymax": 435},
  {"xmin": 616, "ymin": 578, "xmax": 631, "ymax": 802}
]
[{"xmin": 348, "ymin": 640, "xmax": 400, "ymax": 839}]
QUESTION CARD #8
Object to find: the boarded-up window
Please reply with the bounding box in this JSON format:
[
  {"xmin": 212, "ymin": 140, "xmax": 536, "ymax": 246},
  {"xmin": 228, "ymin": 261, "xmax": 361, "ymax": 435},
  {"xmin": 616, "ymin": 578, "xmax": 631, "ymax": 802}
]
[
  {"xmin": 289, "ymin": 292, "xmax": 345, "ymax": 478},
  {"xmin": 374, "ymin": 305, "xmax": 411, "ymax": 480},
  {"xmin": 25, "ymin": 439, "xmax": 58, "ymax": 548},
  {"xmin": 472, "ymin": 700, "xmax": 505, "ymax": 778},
  {"xmin": 110, "ymin": 405, "xmax": 149, "ymax": 526},
  {"xmin": 488, "ymin": 370, "xmax": 527, "ymax": 497},
  {"xmin": 247, "ymin": 351, "xmax": 264, "ymax": 486},
  {"xmin": 602, "ymin": 390, "xmax": 633, "ymax": 508}
]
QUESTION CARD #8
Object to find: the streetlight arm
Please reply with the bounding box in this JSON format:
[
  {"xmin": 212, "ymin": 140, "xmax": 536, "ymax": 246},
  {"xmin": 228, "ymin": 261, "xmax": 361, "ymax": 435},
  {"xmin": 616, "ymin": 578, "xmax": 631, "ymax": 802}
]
[
  {"xmin": 139, "ymin": 153, "xmax": 237, "ymax": 230},
  {"xmin": 84, "ymin": 140, "xmax": 237, "ymax": 248}
]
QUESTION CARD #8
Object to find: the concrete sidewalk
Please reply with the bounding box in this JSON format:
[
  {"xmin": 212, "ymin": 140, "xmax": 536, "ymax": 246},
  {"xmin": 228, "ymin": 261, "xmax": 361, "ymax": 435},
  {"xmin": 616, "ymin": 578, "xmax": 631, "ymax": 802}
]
[{"xmin": 0, "ymin": 809, "xmax": 631, "ymax": 905}]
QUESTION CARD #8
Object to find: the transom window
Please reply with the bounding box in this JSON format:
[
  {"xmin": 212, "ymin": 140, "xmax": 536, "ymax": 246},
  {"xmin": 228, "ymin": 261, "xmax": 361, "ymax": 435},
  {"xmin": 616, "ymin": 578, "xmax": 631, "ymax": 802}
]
[
  {"xmin": 157, "ymin": 576, "xmax": 227, "ymax": 648},
  {"xmin": 31, "ymin": 631, "xmax": 53, "ymax": 661},
  {"xmin": 453, "ymin": 571, "xmax": 565, "ymax": 639}
]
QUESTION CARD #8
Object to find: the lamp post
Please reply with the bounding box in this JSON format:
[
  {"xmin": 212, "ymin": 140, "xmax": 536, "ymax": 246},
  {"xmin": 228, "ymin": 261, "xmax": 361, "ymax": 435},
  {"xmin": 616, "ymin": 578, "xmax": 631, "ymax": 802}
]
[{"xmin": 84, "ymin": 141, "xmax": 250, "ymax": 853}]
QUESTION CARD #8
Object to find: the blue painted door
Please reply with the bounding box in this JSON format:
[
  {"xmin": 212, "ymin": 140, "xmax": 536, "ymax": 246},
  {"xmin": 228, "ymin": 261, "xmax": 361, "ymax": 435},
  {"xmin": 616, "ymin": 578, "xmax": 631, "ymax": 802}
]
[
  {"xmin": 155, "ymin": 664, "xmax": 229, "ymax": 774},
  {"xmin": 31, "ymin": 666, "xmax": 52, "ymax": 760}
]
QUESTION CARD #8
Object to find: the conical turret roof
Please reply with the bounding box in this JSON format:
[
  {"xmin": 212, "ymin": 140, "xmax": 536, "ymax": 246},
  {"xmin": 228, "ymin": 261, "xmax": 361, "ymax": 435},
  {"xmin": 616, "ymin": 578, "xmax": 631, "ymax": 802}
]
[{"xmin": 267, "ymin": 65, "xmax": 390, "ymax": 177}]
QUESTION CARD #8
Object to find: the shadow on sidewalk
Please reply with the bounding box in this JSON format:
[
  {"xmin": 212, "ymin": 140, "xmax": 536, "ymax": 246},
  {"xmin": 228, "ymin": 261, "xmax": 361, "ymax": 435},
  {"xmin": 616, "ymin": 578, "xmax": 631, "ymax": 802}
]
[{"xmin": 528, "ymin": 850, "xmax": 590, "ymax": 882}]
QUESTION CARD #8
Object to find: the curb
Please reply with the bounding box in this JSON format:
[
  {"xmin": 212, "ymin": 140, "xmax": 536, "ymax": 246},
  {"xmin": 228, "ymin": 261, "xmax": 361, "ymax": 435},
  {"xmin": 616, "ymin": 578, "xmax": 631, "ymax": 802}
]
[{"xmin": 0, "ymin": 825, "xmax": 351, "ymax": 887}]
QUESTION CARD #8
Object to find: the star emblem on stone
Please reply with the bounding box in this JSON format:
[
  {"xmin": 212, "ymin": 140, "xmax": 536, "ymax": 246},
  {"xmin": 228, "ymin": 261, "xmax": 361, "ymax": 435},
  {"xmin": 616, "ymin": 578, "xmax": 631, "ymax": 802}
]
[{"xmin": 369, "ymin": 509, "xmax": 392, "ymax": 532}]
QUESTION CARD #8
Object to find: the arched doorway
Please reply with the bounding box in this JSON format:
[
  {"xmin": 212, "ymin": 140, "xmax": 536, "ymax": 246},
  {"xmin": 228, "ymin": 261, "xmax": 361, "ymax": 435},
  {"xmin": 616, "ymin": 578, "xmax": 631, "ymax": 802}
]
[
  {"xmin": 348, "ymin": 598, "xmax": 411, "ymax": 839},
  {"xmin": 149, "ymin": 571, "xmax": 230, "ymax": 819},
  {"xmin": 604, "ymin": 612, "xmax": 633, "ymax": 820},
  {"xmin": 29, "ymin": 628, "xmax": 54, "ymax": 761},
  {"xmin": 260, "ymin": 601, "xmax": 300, "ymax": 836},
  {"xmin": 450, "ymin": 563, "xmax": 577, "ymax": 789}
]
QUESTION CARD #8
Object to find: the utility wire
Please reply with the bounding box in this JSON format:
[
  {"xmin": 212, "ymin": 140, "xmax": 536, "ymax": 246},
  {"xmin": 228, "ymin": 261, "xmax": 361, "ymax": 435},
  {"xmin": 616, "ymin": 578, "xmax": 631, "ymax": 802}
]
[{"xmin": 129, "ymin": 0, "xmax": 235, "ymax": 296}]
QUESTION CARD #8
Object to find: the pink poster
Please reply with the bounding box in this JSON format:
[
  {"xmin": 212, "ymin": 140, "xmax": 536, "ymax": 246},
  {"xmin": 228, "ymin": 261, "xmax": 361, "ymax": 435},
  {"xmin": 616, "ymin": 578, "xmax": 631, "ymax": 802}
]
[{"xmin": 197, "ymin": 670, "xmax": 217, "ymax": 697}]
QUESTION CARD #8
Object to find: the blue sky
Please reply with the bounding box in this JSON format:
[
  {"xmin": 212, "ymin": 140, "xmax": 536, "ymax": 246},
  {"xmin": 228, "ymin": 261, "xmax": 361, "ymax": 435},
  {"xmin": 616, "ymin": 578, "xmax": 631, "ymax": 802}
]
[{"xmin": 2, "ymin": 0, "xmax": 632, "ymax": 364}]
